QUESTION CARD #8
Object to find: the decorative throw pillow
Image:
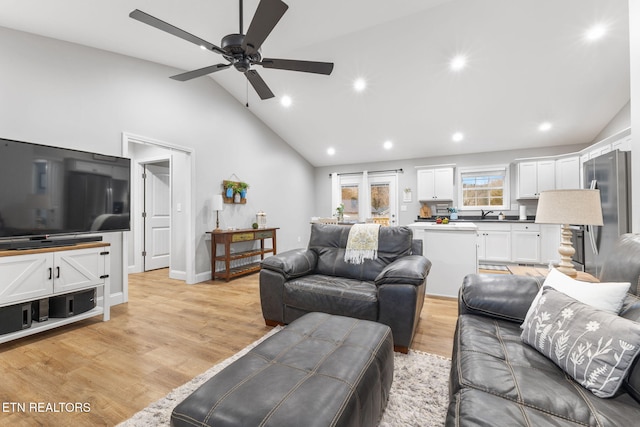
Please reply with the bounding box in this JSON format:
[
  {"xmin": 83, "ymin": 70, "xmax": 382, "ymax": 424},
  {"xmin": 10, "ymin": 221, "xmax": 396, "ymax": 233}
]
[
  {"xmin": 521, "ymin": 268, "xmax": 630, "ymax": 329},
  {"xmin": 521, "ymin": 287, "xmax": 640, "ymax": 398}
]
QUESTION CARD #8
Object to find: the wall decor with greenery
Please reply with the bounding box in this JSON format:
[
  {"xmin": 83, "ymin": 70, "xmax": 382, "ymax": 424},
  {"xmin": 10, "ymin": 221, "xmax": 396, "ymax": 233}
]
[{"xmin": 222, "ymin": 179, "xmax": 249, "ymax": 204}]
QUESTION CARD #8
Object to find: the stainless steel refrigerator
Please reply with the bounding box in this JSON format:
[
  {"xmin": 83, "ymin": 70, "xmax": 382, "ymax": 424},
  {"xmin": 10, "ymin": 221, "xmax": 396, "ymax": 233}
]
[{"xmin": 583, "ymin": 150, "xmax": 631, "ymax": 277}]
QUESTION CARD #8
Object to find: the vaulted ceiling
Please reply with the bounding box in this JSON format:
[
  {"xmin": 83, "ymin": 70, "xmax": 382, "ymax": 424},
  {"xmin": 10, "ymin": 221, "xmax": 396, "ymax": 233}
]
[{"xmin": 0, "ymin": 0, "xmax": 630, "ymax": 167}]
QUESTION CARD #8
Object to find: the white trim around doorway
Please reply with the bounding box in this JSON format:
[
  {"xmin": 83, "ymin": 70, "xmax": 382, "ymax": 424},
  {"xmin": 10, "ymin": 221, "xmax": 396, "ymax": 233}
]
[{"xmin": 121, "ymin": 132, "xmax": 197, "ymax": 290}]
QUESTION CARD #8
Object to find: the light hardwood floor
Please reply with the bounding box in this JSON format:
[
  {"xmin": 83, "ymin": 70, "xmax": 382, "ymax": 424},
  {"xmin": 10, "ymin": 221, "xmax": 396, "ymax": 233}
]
[{"xmin": 0, "ymin": 270, "xmax": 458, "ymax": 426}]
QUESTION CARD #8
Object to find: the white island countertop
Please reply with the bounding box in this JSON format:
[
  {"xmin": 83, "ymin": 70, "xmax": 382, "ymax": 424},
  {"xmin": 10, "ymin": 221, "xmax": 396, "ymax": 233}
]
[{"xmin": 407, "ymin": 222, "xmax": 478, "ymax": 231}]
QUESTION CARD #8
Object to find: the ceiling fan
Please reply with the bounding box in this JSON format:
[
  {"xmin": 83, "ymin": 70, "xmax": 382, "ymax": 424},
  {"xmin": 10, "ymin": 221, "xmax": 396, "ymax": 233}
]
[{"xmin": 129, "ymin": 0, "xmax": 334, "ymax": 100}]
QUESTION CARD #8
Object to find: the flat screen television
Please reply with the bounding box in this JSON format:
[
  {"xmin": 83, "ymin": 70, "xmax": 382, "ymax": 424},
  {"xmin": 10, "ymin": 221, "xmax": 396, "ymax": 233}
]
[{"xmin": 0, "ymin": 137, "xmax": 130, "ymax": 249}]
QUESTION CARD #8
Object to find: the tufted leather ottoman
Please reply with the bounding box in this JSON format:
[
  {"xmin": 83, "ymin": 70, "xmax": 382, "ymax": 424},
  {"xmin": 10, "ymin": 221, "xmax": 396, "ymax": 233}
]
[{"xmin": 171, "ymin": 312, "xmax": 394, "ymax": 427}]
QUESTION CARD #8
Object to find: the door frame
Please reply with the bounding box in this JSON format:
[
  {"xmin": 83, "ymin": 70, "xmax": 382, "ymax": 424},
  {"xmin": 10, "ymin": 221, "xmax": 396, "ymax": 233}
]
[{"xmin": 122, "ymin": 132, "xmax": 196, "ymax": 285}]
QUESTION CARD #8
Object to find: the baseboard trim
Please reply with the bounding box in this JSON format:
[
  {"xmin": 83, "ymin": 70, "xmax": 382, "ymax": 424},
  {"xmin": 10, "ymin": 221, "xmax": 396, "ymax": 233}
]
[{"xmin": 170, "ymin": 269, "xmax": 186, "ymax": 281}]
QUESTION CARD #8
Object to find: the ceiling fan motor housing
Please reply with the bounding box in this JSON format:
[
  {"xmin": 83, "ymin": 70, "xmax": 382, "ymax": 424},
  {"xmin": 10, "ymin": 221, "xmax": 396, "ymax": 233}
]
[{"xmin": 222, "ymin": 33, "xmax": 262, "ymax": 72}]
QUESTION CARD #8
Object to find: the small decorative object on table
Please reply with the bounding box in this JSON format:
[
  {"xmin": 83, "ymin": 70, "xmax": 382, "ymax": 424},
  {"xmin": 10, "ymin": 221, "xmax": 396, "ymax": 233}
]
[
  {"xmin": 256, "ymin": 210, "xmax": 267, "ymax": 229},
  {"xmin": 335, "ymin": 203, "xmax": 344, "ymax": 222}
]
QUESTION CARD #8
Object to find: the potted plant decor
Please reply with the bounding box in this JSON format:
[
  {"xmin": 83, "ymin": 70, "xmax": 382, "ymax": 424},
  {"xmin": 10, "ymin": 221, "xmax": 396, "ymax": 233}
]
[
  {"xmin": 225, "ymin": 181, "xmax": 235, "ymax": 198},
  {"xmin": 238, "ymin": 182, "xmax": 249, "ymax": 199},
  {"xmin": 335, "ymin": 203, "xmax": 345, "ymax": 222}
]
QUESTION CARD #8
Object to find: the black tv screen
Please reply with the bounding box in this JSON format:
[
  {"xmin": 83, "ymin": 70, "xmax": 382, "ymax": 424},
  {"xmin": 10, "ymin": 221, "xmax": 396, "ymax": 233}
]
[{"xmin": 0, "ymin": 138, "xmax": 130, "ymax": 241}]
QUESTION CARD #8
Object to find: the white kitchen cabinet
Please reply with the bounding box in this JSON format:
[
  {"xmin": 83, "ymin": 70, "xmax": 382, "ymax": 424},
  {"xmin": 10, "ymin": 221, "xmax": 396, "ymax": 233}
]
[
  {"xmin": 0, "ymin": 243, "xmax": 110, "ymax": 343},
  {"xmin": 588, "ymin": 144, "xmax": 611, "ymax": 159},
  {"xmin": 540, "ymin": 224, "xmax": 561, "ymax": 265},
  {"xmin": 417, "ymin": 167, "xmax": 454, "ymax": 201},
  {"xmin": 555, "ymin": 156, "xmax": 580, "ymax": 190},
  {"xmin": 611, "ymin": 135, "xmax": 632, "ymax": 151},
  {"xmin": 477, "ymin": 223, "xmax": 511, "ymax": 262},
  {"xmin": 517, "ymin": 160, "xmax": 555, "ymax": 198},
  {"xmin": 511, "ymin": 223, "xmax": 541, "ymax": 263}
]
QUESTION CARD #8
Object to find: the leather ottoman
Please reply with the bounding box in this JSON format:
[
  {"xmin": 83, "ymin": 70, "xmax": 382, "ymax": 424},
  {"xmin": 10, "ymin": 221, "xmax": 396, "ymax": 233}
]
[{"xmin": 171, "ymin": 312, "xmax": 394, "ymax": 427}]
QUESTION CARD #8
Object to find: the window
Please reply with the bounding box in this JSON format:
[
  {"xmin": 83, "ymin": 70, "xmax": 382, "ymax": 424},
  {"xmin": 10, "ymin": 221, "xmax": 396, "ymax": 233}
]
[
  {"xmin": 331, "ymin": 171, "xmax": 398, "ymax": 224},
  {"xmin": 458, "ymin": 166, "xmax": 510, "ymax": 210},
  {"xmin": 341, "ymin": 184, "xmax": 360, "ymax": 217}
]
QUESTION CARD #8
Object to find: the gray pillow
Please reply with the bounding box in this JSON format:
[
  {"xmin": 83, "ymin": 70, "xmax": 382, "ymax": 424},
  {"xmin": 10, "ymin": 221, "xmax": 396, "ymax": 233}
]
[{"xmin": 521, "ymin": 287, "xmax": 640, "ymax": 398}]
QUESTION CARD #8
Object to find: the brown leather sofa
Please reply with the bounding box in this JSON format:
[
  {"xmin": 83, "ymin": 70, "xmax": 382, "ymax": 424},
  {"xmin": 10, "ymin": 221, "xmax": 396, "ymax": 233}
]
[
  {"xmin": 259, "ymin": 223, "xmax": 431, "ymax": 353},
  {"xmin": 447, "ymin": 234, "xmax": 640, "ymax": 426}
]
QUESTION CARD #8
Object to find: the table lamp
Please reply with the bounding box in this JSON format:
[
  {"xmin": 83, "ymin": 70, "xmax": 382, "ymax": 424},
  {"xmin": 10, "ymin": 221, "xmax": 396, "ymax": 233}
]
[
  {"xmin": 535, "ymin": 189, "xmax": 603, "ymax": 277},
  {"xmin": 212, "ymin": 194, "xmax": 224, "ymax": 232}
]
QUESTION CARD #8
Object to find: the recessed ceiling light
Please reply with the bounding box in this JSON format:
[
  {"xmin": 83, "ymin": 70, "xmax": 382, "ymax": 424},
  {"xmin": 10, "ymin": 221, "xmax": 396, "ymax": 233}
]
[
  {"xmin": 199, "ymin": 45, "xmax": 207, "ymax": 50},
  {"xmin": 538, "ymin": 122, "xmax": 552, "ymax": 132},
  {"xmin": 450, "ymin": 55, "xmax": 467, "ymax": 72},
  {"xmin": 383, "ymin": 140, "xmax": 393, "ymax": 150},
  {"xmin": 353, "ymin": 78, "xmax": 367, "ymax": 92},
  {"xmin": 452, "ymin": 132, "xmax": 464, "ymax": 142},
  {"xmin": 585, "ymin": 24, "xmax": 606, "ymax": 41},
  {"xmin": 280, "ymin": 95, "xmax": 292, "ymax": 108},
  {"xmin": 327, "ymin": 147, "xmax": 336, "ymax": 155}
]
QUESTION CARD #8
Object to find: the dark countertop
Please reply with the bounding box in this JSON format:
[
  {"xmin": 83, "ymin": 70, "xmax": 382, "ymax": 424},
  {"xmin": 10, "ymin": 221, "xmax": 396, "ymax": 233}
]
[{"xmin": 415, "ymin": 215, "xmax": 536, "ymax": 223}]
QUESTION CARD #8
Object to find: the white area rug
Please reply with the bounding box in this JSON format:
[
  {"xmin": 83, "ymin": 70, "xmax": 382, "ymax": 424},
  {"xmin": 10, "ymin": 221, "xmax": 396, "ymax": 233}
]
[{"xmin": 118, "ymin": 327, "xmax": 451, "ymax": 427}]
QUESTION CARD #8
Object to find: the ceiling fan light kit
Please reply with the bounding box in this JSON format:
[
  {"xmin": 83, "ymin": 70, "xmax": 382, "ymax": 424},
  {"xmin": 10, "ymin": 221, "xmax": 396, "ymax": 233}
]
[{"xmin": 129, "ymin": 0, "xmax": 334, "ymax": 100}]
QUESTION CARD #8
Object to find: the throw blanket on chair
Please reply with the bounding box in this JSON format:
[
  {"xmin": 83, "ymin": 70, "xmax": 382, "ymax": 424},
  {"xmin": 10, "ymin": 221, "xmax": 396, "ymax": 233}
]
[{"xmin": 344, "ymin": 223, "xmax": 381, "ymax": 264}]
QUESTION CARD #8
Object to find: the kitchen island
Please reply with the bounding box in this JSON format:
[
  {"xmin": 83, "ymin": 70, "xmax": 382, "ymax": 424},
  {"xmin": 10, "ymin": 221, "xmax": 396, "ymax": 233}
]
[{"xmin": 408, "ymin": 222, "xmax": 478, "ymax": 298}]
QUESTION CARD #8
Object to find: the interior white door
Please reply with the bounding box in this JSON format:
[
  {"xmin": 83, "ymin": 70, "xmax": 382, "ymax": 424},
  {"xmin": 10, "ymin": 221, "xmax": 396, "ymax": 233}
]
[
  {"xmin": 368, "ymin": 174, "xmax": 398, "ymax": 225},
  {"xmin": 144, "ymin": 163, "xmax": 171, "ymax": 271}
]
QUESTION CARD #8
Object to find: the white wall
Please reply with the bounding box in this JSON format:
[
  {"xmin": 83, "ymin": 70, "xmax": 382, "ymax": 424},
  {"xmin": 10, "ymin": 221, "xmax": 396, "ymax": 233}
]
[
  {"xmin": 591, "ymin": 101, "xmax": 630, "ymax": 143},
  {"xmin": 630, "ymin": 0, "xmax": 640, "ymax": 233},
  {"xmin": 0, "ymin": 26, "xmax": 316, "ymax": 297}
]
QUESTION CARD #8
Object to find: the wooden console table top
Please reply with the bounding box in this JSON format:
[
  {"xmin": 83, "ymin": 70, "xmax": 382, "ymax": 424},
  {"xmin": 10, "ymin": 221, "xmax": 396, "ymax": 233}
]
[{"xmin": 507, "ymin": 266, "xmax": 599, "ymax": 283}]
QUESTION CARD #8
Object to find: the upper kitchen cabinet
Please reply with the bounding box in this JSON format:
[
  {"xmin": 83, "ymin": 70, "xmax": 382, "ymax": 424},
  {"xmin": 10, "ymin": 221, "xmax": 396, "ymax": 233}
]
[
  {"xmin": 555, "ymin": 156, "xmax": 580, "ymax": 190},
  {"xmin": 517, "ymin": 160, "xmax": 555, "ymax": 199},
  {"xmin": 417, "ymin": 167, "xmax": 454, "ymax": 201}
]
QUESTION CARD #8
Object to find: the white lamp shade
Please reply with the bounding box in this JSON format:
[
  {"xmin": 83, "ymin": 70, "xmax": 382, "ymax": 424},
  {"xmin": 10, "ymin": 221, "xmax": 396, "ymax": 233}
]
[
  {"xmin": 535, "ymin": 189, "xmax": 603, "ymax": 225},
  {"xmin": 212, "ymin": 194, "xmax": 224, "ymax": 211}
]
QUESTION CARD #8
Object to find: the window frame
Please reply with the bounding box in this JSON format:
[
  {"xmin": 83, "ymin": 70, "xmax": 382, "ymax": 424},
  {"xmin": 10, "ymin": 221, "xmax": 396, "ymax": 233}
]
[{"xmin": 457, "ymin": 165, "xmax": 510, "ymax": 211}]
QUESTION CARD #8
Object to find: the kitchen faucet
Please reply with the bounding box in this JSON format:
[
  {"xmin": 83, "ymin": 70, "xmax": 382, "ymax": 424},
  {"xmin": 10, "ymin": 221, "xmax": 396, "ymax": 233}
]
[{"xmin": 481, "ymin": 209, "xmax": 494, "ymax": 219}]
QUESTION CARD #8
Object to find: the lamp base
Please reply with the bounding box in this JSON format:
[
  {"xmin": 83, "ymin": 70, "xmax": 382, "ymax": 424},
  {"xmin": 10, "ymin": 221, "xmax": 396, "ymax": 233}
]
[
  {"xmin": 213, "ymin": 212, "xmax": 222, "ymax": 233},
  {"xmin": 556, "ymin": 224, "xmax": 577, "ymax": 277}
]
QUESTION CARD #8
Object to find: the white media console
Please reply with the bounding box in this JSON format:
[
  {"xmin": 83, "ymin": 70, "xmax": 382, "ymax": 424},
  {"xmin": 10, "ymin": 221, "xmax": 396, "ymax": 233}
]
[{"xmin": 0, "ymin": 242, "xmax": 110, "ymax": 343}]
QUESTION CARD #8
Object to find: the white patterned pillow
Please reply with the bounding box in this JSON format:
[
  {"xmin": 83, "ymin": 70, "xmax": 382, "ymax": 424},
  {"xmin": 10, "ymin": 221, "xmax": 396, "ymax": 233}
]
[
  {"xmin": 521, "ymin": 287, "xmax": 640, "ymax": 398},
  {"xmin": 521, "ymin": 268, "xmax": 630, "ymax": 330}
]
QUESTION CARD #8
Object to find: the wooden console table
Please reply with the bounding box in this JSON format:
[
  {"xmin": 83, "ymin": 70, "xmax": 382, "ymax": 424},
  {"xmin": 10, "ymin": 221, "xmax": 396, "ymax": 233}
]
[{"xmin": 210, "ymin": 228, "xmax": 278, "ymax": 281}]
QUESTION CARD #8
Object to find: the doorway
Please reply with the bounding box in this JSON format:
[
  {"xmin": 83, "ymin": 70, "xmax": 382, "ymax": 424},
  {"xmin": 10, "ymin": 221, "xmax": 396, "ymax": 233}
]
[{"xmin": 123, "ymin": 132, "xmax": 195, "ymax": 284}]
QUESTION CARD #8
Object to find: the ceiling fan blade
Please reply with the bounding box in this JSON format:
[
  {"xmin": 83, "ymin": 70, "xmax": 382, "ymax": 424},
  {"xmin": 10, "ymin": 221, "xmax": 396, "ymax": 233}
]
[
  {"xmin": 260, "ymin": 58, "xmax": 334, "ymax": 75},
  {"xmin": 170, "ymin": 64, "xmax": 232, "ymax": 81},
  {"xmin": 129, "ymin": 9, "xmax": 227, "ymax": 55},
  {"xmin": 245, "ymin": 70, "xmax": 275, "ymax": 100},
  {"xmin": 242, "ymin": 0, "xmax": 289, "ymax": 55}
]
